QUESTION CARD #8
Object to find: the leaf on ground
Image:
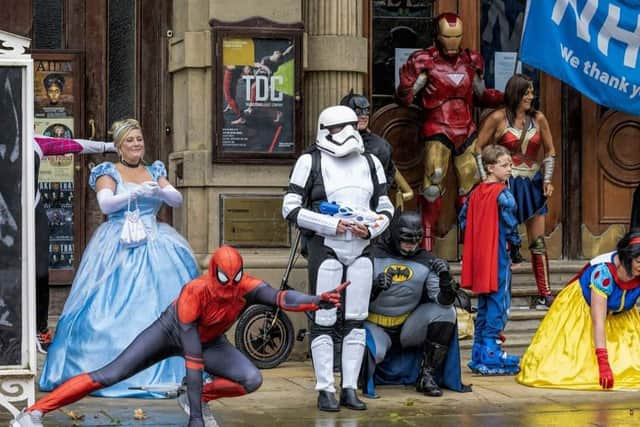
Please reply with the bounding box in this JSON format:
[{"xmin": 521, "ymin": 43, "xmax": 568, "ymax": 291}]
[
  {"xmin": 60, "ymin": 409, "xmax": 85, "ymax": 421},
  {"xmin": 133, "ymin": 408, "xmax": 147, "ymax": 420}
]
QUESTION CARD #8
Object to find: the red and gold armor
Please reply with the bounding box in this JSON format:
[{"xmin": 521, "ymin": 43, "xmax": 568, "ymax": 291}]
[
  {"xmin": 497, "ymin": 120, "xmax": 543, "ymax": 178},
  {"xmin": 396, "ymin": 12, "xmax": 503, "ymax": 250}
]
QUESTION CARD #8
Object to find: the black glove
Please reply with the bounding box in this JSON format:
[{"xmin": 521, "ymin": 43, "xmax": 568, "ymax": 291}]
[
  {"xmin": 510, "ymin": 243, "xmax": 524, "ymax": 264},
  {"xmin": 371, "ymin": 271, "xmax": 394, "ymax": 300},
  {"xmin": 437, "ymin": 270, "xmax": 458, "ymax": 306},
  {"xmin": 429, "ymin": 258, "xmax": 449, "ymax": 275}
]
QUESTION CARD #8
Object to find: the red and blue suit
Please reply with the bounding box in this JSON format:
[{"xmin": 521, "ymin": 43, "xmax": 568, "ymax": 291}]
[
  {"xmin": 459, "ymin": 182, "xmax": 521, "ymax": 375},
  {"xmin": 22, "ymin": 246, "xmax": 344, "ymax": 427}
]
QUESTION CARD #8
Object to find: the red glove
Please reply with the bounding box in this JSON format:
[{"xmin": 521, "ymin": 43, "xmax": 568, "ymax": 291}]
[
  {"xmin": 316, "ymin": 281, "xmax": 350, "ymax": 310},
  {"xmin": 595, "ymin": 348, "xmax": 614, "ymax": 389}
]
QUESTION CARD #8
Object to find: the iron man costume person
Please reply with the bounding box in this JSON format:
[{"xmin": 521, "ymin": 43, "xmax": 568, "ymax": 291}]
[
  {"xmin": 12, "ymin": 246, "xmax": 345, "ymax": 427},
  {"xmin": 396, "ymin": 12, "xmax": 503, "ymax": 250},
  {"xmin": 283, "ymin": 106, "xmax": 394, "ymax": 411}
]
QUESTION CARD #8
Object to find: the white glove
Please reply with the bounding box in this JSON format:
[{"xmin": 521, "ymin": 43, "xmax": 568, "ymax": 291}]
[
  {"xmin": 103, "ymin": 142, "xmax": 117, "ymax": 153},
  {"xmin": 157, "ymin": 184, "xmax": 183, "ymax": 207},
  {"xmin": 140, "ymin": 181, "xmax": 160, "ymax": 197},
  {"xmin": 97, "ymin": 189, "xmax": 130, "ymax": 215}
]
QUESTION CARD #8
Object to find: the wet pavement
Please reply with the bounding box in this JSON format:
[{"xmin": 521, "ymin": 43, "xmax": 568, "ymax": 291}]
[{"xmin": 3, "ymin": 360, "xmax": 640, "ymax": 426}]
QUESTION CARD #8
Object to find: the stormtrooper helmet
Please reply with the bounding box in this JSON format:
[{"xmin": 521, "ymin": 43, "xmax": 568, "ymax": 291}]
[{"xmin": 315, "ymin": 105, "xmax": 364, "ymax": 157}]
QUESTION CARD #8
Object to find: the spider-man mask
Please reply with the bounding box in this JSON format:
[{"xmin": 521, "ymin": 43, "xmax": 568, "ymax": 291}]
[{"xmin": 209, "ymin": 245, "xmax": 244, "ymax": 298}]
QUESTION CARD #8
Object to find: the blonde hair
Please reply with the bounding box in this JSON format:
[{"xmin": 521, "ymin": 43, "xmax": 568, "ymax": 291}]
[
  {"xmin": 481, "ymin": 144, "xmax": 510, "ymax": 170},
  {"xmin": 111, "ymin": 118, "xmax": 142, "ymax": 151}
]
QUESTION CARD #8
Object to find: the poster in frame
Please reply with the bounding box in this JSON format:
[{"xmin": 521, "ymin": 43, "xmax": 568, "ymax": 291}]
[
  {"xmin": 32, "ymin": 50, "xmax": 83, "ymax": 121},
  {"xmin": 210, "ymin": 18, "xmax": 303, "ymax": 164}
]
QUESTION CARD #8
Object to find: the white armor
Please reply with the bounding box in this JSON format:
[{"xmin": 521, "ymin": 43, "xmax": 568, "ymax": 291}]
[
  {"xmin": 283, "ymin": 106, "xmax": 394, "ymax": 394},
  {"xmin": 315, "ymin": 105, "xmax": 364, "ymax": 158}
]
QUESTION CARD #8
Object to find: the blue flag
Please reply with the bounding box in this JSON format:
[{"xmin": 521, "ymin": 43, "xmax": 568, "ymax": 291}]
[{"xmin": 520, "ymin": 0, "xmax": 640, "ymax": 115}]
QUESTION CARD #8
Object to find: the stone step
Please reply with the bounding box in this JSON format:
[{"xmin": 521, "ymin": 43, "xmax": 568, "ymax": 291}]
[{"xmin": 448, "ymin": 260, "xmax": 585, "ymax": 274}]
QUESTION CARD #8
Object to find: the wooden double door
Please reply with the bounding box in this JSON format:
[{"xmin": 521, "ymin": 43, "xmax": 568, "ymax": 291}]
[
  {"xmin": 580, "ymin": 101, "xmax": 640, "ymax": 258},
  {"xmin": 3, "ymin": 0, "xmax": 172, "ymax": 283}
]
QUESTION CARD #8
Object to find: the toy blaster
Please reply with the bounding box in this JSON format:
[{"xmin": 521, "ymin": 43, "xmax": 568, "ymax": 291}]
[
  {"xmin": 128, "ymin": 383, "xmax": 183, "ymax": 398},
  {"xmin": 319, "ymin": 201, "xmax": 383, "ymax": 227}
]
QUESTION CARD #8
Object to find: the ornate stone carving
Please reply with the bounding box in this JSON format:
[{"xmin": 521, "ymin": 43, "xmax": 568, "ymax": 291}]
[
  {"xmin": 0, "ymin": 375, "xmax": 35, "ymax": 416},
  {"xmin": 0, "ymin": 30, "xmax": 30, "ymax": 58}
]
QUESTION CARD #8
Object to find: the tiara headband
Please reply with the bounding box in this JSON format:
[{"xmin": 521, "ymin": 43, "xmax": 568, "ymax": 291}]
[{"xmin": 112, "ymin": 120, "xmax": 140, "ymax": 147}]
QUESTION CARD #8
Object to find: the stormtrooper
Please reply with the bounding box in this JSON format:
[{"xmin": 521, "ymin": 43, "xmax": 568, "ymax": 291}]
[{"xmin": 283, "ymin": 105, "xmax": 394, "ymax": 411}]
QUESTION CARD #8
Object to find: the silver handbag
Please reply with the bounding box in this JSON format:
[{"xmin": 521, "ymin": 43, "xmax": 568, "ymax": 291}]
[{"xmin": 119, "ymin": 194, "xmax": 147, "ymax": 248}]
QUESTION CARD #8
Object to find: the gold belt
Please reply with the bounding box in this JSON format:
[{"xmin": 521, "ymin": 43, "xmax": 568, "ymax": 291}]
[{"xmin": 367, "ymin": 311, "xmax": 411, "ymax": 328}]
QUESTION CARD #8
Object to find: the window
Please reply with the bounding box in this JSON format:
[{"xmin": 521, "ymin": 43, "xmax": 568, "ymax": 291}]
[
  {"xmin": 480, "ymin": 0, "xmax": 541, "ymax": 107},
  {"xmin": 371, "ymin": 0, "xmax": 434, "ymax": 113}
]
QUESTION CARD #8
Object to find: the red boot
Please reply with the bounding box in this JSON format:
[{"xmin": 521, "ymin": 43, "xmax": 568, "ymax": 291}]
[
  {"xmin": 529, "ymin": 236, "xmax": 554, "ymax": 309},
  {"xmin": 418, "ymin": 196, "xmax": 442, "ymax": 252}
]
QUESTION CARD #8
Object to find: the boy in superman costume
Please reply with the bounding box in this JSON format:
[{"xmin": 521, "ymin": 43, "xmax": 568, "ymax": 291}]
[{"xmin": 459, "ymin": 144, "xmax": 522, "ymax": 375}]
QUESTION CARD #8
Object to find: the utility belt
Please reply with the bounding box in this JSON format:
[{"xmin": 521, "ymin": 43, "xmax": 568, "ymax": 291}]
[{"xmin": 367, "ymin": 311, "xmax": 411, "ymax": 328}]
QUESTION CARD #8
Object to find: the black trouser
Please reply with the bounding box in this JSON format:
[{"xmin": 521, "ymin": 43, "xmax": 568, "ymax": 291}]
[{"xmin": 35, "ymin": 202, "xmax": 50, "ymax": 333}]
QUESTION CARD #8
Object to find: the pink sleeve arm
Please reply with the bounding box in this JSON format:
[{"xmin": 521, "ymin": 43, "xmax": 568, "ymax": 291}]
[{"xmin": 34, "ymin": 136, "xmax": 116, "ymax": 156}]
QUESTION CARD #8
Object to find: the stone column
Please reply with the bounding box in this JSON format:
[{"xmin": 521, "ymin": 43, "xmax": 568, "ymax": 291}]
[
  {"xmin": 169, "ymin": 0, "xmax": 213, "ymax": 264},
  {"xmin": 302, "ymin": 0, "xmax": 368, "ymax": 145}
]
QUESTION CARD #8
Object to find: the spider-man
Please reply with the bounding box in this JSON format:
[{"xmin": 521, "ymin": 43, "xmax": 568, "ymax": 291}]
[{"xmin": 12, "ymin": 246, "xmax": 347, "ymax": 427}]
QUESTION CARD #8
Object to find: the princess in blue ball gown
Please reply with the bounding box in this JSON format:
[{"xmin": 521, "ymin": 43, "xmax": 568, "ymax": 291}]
[{"xmin": 39, "ymin": 119, "xmax": 200, "ymax": 397}]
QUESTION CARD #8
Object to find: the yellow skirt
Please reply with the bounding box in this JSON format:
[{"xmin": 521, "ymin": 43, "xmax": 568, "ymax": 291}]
[{"xmin": 517, "ymin": 280, "xmax": 640, "ymax": 390}]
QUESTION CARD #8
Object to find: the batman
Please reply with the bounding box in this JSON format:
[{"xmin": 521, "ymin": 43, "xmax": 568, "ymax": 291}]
[{"xmin": 362, "ymin": 211, "xmax": 469, "ymax": 398}]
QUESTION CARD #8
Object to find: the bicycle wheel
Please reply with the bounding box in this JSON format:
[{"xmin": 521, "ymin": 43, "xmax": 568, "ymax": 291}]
[{"xmin": 234, "ymin": 304, "xmax": 295, "ymax": 369}]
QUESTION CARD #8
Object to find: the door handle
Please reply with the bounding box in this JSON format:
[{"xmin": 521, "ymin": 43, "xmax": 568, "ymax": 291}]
[{"xmin": 88, "ymin": 119, "xmax": 96, "ymax": 140}]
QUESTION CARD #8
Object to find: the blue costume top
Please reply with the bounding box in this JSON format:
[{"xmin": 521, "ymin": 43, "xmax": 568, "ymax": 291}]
[
  {"xmin": 579, "ymin": 251, "xmax": 640, "ymax": 313},
  {"xmin": 39, "ymin": 161, "xmax": 200, "ymax": 398}
]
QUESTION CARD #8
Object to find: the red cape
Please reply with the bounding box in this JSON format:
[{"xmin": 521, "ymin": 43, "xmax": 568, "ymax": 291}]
[{"xmin": 461, "ymin": 182, "xmax": 505, "ymax": 294}]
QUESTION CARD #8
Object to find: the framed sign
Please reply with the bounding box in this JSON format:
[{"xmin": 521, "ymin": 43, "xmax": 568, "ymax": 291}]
[
  {"xmin": 32, "ymin": 51, "xmax": 84, "ymax": 283},
  {"xmin": 220, "ymin": 194, "xmax": 290, "ymax": 247},
  {"xmin": 210, "ymin": 17, "xmax": 304, "ymax": 164},
  {"xmin": 0, "ymin": 30, "xmax": 37, "ymax": 412},
  {"xmin": 32, "ymin": 51, "xmax": 83, "ymax": 122}
]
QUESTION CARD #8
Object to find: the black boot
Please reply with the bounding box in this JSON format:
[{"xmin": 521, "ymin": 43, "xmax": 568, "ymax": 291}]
[
  {"xmin": 317, "ymin": 390, "xmax": 340, "ymax": 412},
  {"xmin": 340, "ymin": 388, "xmax": 367, "ymax": 410},
  {"xmin": 416, "ymin": 340, "xmax": 449, "ymax": 397},
  {"xmin": 416, "ymin": 362, "xmax": 442, "ymax": 396}
]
